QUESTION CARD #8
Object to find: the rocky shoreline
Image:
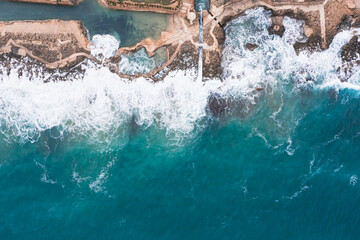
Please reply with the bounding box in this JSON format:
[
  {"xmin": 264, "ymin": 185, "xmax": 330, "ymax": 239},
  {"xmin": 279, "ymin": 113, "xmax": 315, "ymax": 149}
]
[
  {"xmin": 6, "ymin": 0, "xmax": 82, "ymax": 6},
  {"xmin": 1, "ymin": 0, "xmax": 360, "ymax": 82},
  {"xmin": 0, "ymin": 20, "xmax": 97, "ymax": 70},
  {"xmin": 96, "ymin": 0, "xmax": 181, "ymax": 14}
]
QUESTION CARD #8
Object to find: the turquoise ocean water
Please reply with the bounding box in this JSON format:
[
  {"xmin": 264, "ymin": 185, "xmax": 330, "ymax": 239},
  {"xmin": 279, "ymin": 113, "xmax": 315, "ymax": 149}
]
[{"xmin": 0, "ymin": 5, "xmax": 360, "ymax": 240}]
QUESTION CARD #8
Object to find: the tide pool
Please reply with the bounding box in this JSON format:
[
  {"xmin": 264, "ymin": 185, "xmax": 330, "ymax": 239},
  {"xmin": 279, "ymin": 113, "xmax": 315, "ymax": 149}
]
[{"xmin": 0, "ymin": 0, "xmax": 169, "ymax": 46}]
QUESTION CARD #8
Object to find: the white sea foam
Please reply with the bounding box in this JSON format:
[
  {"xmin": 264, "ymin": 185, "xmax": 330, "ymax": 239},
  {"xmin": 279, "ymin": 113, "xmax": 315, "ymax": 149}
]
[
  {"xmin": 34, "ymin": 160, "xmax": 57, "ymax": 184},
  {"xmin": 248, "ymin": 128, "xmax": 283, "ymax": 149},
  {"xmin": 223, "ymin": 8, "xmax": 360, "ymax": 93},
  {"xmin": 285, "ymin": 137, "xmax": 296, "ymax": 156},
  {"xmin": 72, "ymin": 171, "xmax": 91, "ymax": 186},
  {"xmin": 89, "ymin": 158, "xmax": 115, "ymax": 193},
  {"xmin": 282, "ymin": 16, "xmax": 306, "ymax": 45},
  {"xmin": 222, "ymin": 8, "xmax": 276, "ymax": 96},
  {"xmin": 285, "ymin": 185, "xmax": 310, "ymax": 200},
  {"xmin": 350, "ymin": 175, "xmax": 358, "ymax": 186},
  {"xmin": 1, "ymin": 8, "xmax": 360, "ymax": 145},
  {"xmin": 0, "ymin": 64, "xmax": 223, "ymax": 143},
  {"xmin": 118, "ymin": 48, "xmax": 156, "ymax": 75},
  {"xmin": 90, "ymin": 34, "xmax": 120, "ymax": 59}
]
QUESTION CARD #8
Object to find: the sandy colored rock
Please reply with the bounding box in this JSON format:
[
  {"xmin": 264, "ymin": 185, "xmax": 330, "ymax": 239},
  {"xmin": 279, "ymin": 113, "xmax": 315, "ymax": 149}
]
[
  {"xmin": 97, "ymin": 0, "xmax": 181, "ymax": 14},
  {"xmin": 348, "ymin": 2, "xmax": 356, "ymax": 9},
  {"xmin": 303, "ymin": 24, "xmax": 314, "ymax": 37},
  {"xmin": 0, "ymin": 20, "xmax": 93, "ymax": 69},
  {"xmin": 188, "ymin": 12, "xmax": 197, "ymax": 25},
  {"xmin": 17, "ymin": 48, "xmax": 26, "ymax": 56},
  {"xmin": 9, "ymin": 0, "xmax": 81, "ymax": 6},
  {"xmin": 355, "ymin": 0, "xmax": 360, "ymax": 8}
]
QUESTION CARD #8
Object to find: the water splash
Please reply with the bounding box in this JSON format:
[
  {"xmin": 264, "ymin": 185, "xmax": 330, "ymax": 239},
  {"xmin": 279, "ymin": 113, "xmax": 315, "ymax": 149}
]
[
  {"xmin": 118, "ymin": 48, "xmax": 167, "ymax": 76},
  {"xmin": 0, "ymin": 8, "xmax": 360, "ymax": 145},
  {"xmin": 90, "ymin": 34, "xmax": 120, "ymax": 59}
]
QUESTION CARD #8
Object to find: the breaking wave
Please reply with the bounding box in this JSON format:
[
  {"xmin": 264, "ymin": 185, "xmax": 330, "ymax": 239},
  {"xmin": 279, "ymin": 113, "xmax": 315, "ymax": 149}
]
[
  {"xmin": 90, "ymin": 34, "xmax": 120, "ymax": 59},
  {"xmin": 1, "ymin": 7, "xmax": 360, "ymax": 145}
]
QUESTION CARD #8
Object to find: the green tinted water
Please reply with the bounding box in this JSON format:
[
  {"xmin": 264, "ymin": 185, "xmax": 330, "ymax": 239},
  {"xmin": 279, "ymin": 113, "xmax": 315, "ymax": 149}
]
[{"xmin": 0, "ymin": 0, "xmax": 169, "ymax": 46}]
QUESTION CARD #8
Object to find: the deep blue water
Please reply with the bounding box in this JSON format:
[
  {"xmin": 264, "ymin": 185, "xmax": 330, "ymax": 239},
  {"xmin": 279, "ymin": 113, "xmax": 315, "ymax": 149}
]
[{"xmin": 0, "ymin": 5, "xmax": 360, "ymax": 240}]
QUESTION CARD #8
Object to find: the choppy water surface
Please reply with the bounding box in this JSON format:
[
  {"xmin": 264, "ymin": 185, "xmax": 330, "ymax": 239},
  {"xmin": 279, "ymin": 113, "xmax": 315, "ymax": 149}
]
[{"xmin": 1, "ymin": 7, "xmax": 360, "ymax": 239}]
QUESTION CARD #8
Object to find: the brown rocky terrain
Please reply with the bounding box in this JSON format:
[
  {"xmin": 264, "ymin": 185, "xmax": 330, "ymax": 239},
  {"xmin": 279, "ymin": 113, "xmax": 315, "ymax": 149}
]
[
  {"xmin": 2, "ymin": 0, "xmax": 360, "ymax": 81},
  {"xmin": 338, "ymin": 33, "xmax": 360, "ymax": 81},
  {"xmin": 97, "ymin": 0, "xmax": 181, "ymax": 14},
  {"xmin": 111, "ymin": 0, "xmax": 360, "ymax": 80},
  {"xmin": 0, "ymin": 20, "xmax": 95, "ymax": 69},
  {"xmin": 7, "ymin": 0, "xmax": 82, "ymax": 6}
]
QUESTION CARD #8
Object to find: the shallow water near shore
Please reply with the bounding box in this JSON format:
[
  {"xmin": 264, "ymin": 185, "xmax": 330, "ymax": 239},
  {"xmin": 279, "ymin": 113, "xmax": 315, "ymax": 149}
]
[
  {"xmin": 1, "ymin": 7, "xmax": 360, "ymax": 239},
  {"xmin": 0, "ymin": 0, "xmax": 169, "ymax": 46}
]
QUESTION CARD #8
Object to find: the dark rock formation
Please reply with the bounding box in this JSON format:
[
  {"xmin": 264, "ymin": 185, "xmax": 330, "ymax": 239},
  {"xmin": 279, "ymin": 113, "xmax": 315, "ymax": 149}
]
[
  {"xmin": 293, "ymin": 35, "xmax": 322, "ymax": 54},
  {"xmin": 206, "ymin": 93, "xmax": 230, "ymax": 118},
  {"xmin": 338, "ymin": 35, "xmax": 360, "ymax": 82},
  {"xmin": 171, "ymin": 41, "xmax": 197, "ymax": 71},
  {"xmin": 203, "ymin": 50, "xmax": 222, "ymax": 78},
  {"xmin": 341, "ymin": 35, "xmax": 360, "ymax": 62},
  {"xmin": 246, "ymin": 43, "xmax": 258, "ymax": 51},
  {"xmin": 0, "ymin": 53, "xmax": 89, "ymax": 82},
  {"xmin": 268, "ymin": 16, "xmax": 285, "ymax": 37}
]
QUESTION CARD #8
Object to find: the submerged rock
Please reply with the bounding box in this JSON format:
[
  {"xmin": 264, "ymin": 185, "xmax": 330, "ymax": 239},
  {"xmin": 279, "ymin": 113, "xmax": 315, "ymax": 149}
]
[
  {"xmin": 207, "ymin": 93, "xmax": 229, "ymax": 118},
  {"xmin": 206, "ymin": 92, "xmax": 254, "ymax": 119},
  {"xmin": 130, "ymin": 114, "xmax": 141, "ymax": 136}
]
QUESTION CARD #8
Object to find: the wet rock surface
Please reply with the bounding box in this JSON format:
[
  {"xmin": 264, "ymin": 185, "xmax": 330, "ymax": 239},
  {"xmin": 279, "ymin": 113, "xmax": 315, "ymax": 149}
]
[
  {"xmin": 206, "ymin": 92, "xmax": 254, "ymax": 119},
  {"xmin": 341, "ymin": 36, "xmax": 360, "ymax": 62},
  {"xmin": 207, "ymin": 93, "xmax": 230, "ymax": 118},
  {"xmin": 171, "ymin": 41, "xmax": 198, "ymax": 71},
  {"xmin": 2, "ymin": 0, "xmax": 360, "ymax": 82},
  {"xmin": 0, "ymin": 53, "xmax": 89, "ymax": 82},
  {"xmin": 245, "ymin": 43, "xmax": 258, "ymax": 51},
  {"xmin": 203, "ymin": 50, "xmax": 222, "ymax": 78},
  {"xmin": 268, "ymin": 16, "xmax": 285, "ymax": 37},
  {"xmin": 338, "ymin": 35, "xmax": 360, "ymax": 82},
  {"xmin": 0, "ymin": 32, "xmax": 89, "ymax": 63},
  {"xmin": 293, "ymin": 35, "xmax": 322, "ymax": 54}
]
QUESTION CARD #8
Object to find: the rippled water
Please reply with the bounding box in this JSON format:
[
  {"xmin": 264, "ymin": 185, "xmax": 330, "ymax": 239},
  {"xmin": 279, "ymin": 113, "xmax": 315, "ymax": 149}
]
[{"xmin": 1, "ymin": 7, "xmax": 360, "ymax": 239}]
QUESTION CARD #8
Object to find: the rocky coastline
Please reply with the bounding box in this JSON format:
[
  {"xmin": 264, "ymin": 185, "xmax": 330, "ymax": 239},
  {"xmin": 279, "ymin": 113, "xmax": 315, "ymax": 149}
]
[
  {"xmin": 6, "ymin": 0, "xmax": 82, "ymax": 6},
  {"xmin": 1, "ymin": 0, "xmax": 360, "ymax": 82},
  {"xmin": 96, "ymin": 0, "xmax": 181, "ymax": 14}
]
